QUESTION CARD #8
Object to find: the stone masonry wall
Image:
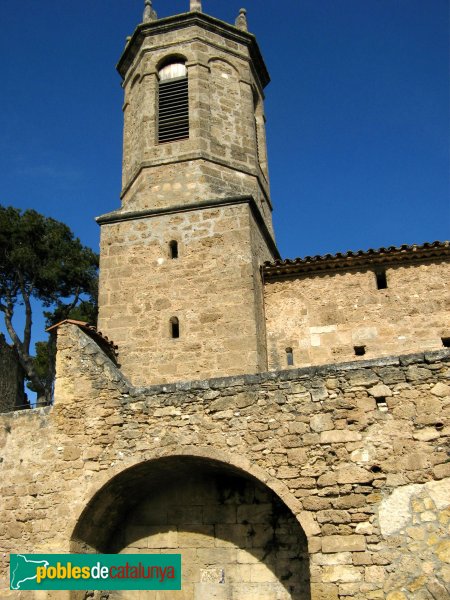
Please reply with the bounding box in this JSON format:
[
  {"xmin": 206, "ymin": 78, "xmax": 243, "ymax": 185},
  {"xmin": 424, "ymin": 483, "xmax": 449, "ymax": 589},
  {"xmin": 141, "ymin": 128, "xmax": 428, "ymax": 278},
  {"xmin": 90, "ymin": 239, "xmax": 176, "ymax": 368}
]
[
  {"xmin": 0, "ymin": 323, "xmax": 448, "ymax": 599},
  {"xmin": 119, "ymin": 18, "xmax": 272, "ymax": 232},
  {"xmin": 98, "ymin": 203, "xmax": 273, "ymax": 387},
  {"xmin": 264, "ymin": 260, "xmax": 450, "ymax": 372}
]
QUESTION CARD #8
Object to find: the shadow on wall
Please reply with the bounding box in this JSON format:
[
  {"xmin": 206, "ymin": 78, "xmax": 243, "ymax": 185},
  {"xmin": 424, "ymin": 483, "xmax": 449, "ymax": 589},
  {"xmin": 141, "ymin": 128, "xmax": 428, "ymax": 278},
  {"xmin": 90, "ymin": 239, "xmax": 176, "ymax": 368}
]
[{"xmin": 71, "ymin": 456, "xmax": 311, "ymax": 600}]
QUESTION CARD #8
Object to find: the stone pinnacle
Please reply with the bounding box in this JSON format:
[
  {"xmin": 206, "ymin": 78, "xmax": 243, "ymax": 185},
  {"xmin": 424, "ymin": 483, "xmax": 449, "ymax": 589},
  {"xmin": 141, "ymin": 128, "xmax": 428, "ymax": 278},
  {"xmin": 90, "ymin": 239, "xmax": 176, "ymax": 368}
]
[
  {"xmin": 143, "ymin": 0, "xmax": 157, "ymax": 22},
  {"xmin": 235, "ymin": 8, "xmax": 248, "ymax": 31},
  {"xmin": 190, "ymin": 0, "xmax": 202, "ymax": 12}
]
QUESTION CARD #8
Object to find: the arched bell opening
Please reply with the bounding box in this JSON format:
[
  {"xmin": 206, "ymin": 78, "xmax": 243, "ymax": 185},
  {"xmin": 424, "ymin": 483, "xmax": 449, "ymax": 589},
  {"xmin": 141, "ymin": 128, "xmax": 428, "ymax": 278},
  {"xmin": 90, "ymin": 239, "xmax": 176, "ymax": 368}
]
[{"xmin": 71, "ymin": 456, "xmax": 311, "ymax": 600}]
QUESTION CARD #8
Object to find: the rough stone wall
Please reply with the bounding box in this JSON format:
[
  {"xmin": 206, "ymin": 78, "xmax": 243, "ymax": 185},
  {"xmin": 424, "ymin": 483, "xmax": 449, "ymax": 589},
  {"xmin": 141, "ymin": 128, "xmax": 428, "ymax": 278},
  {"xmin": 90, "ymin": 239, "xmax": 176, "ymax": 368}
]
[
  {"xmin": 0, "ymin": 334, "xmax": 24, "ymax": 413},
  {"xmin": 98, "ymin": 203, "xmax": 273, "ymax": 386},
  {"xmin": 0, "ymin": 323, "xmax": 449, "ymax": 599},
  {"xmin": 264, "ymin": 261, "xmax": 450, "ymax": 371},
  {"xmin": 118, "ymin": 18, "xmax": 272, "ymax": 233}
]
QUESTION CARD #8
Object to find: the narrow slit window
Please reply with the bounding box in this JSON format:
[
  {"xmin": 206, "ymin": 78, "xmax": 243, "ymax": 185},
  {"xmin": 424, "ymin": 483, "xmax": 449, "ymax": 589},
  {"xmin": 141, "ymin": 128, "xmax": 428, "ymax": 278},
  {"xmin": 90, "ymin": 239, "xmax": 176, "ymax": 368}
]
[
  {"xmin": 375, "ymin": 270, "xmax": 388, "ymax": 290},
  {"xmin": 286, "ymin": 347, "xmax": 294, "ymax": 366},
  {"xmin": 354, "ymin": 345, "xmax": 366, "ymax": 356},
  {"xmin": 170, "ymin": 317, "xmax": 180, "ymax": 339},
  {"xmin": 169, "ymin": 240, "xmax": 179, "ymax": 259},
  {"xmin": 158, "ymin": 61, "xmax": 189, "ymax": 143},
  {"xmin": 441, "ymin": 337, "xmax": 450, "ymax": 348}
]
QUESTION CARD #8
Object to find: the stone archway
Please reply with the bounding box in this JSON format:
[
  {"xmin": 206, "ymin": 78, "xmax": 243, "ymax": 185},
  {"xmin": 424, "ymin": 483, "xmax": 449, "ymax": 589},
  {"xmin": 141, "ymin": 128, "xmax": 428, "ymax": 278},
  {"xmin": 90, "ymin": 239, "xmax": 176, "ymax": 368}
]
[{"xmin": 71, "ymin": 456, "xmax": 311, "ymax": 600}]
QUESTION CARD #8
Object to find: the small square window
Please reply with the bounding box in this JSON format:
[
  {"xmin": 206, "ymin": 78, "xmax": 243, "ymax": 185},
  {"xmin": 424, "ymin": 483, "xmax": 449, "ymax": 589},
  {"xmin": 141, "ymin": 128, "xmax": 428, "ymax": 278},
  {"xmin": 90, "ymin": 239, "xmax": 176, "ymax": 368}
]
[
  {"xmin": 442, "ymin": 337, "xmax": 450, "ymax": 348},
  {"xmin": 354, "ymin": 345, "xmax": 366, "ymax": 356}
]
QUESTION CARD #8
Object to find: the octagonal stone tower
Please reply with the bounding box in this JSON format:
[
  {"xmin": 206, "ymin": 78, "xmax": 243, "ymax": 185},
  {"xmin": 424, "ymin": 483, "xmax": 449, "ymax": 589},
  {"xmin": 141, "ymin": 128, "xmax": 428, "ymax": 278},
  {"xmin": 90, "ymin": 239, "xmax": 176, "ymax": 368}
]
[{"xmin": 97, "ymin": 2, "xmax": 279, "ymax": 386}]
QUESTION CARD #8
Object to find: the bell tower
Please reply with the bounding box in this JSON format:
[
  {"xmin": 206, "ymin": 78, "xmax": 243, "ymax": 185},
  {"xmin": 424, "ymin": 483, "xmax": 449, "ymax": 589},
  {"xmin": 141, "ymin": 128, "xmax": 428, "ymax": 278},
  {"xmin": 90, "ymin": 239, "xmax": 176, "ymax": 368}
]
[{"xmin": 97, "ymin": 1, "xmax": 279, "ymax": 386}]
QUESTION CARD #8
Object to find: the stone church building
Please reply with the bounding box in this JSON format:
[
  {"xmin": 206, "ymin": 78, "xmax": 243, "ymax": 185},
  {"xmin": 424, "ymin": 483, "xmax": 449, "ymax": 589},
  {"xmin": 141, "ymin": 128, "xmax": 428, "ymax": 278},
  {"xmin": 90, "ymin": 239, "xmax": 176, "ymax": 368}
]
[{"xmin": 1, "ymin": 1, "xmax": 449, "ymax": 599}]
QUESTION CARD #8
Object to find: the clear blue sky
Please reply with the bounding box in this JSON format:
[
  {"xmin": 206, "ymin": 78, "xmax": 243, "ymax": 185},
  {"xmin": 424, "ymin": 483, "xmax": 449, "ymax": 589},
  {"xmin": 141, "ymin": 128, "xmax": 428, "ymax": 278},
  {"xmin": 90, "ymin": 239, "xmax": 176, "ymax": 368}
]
[{"xmin": 1, "ymin": 0, "xmax": 449, "ymax": 355}]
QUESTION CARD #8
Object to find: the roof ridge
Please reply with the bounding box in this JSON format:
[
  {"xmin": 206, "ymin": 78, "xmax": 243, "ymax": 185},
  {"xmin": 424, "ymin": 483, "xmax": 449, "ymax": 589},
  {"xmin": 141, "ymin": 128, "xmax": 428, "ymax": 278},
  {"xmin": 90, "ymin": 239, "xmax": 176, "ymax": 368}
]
[{"xmin": 263, "ymin": 240, "xmax": 450, "ymax": 277}]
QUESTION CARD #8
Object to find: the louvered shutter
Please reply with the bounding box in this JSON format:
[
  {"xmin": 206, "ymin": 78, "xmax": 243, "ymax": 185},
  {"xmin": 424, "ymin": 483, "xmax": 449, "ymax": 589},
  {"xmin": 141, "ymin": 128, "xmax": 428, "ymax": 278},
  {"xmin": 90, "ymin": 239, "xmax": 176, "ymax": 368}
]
[{"xmin": 158, "ymin": 77, "xmax": 189, "ymax": 143}]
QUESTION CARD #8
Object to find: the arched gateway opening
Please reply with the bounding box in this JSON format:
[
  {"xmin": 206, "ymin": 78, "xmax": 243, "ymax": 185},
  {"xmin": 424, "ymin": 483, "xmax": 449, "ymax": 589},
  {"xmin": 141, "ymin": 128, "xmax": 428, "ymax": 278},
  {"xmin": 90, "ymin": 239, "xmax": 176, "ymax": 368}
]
[{"xmin": 71, "ymin": 456, "xmax": 311, "ymax": 600}]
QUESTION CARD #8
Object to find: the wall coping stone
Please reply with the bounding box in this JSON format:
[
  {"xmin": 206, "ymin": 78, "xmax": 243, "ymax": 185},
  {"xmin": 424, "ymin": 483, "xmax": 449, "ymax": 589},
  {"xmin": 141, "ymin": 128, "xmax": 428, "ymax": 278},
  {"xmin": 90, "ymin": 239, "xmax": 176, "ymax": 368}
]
[
  {"xmin": 4, "ymin": 323, "xmax": 448, "ymax": 420},
  {"xmin": 124, "ymin": 348, "xmax": 450, "ymax": 400}
]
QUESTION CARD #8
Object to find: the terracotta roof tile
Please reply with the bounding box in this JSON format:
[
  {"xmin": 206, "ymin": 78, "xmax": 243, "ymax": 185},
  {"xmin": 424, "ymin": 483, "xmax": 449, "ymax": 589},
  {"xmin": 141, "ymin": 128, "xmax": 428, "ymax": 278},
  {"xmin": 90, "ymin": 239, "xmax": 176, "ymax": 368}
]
[
  {"xmin": 46, "ymin": 319, "xmax": 119, "ymax": 365},
  {"xmin": 263, "ymin": 240, "xmax": 450, "ymax": 279}
]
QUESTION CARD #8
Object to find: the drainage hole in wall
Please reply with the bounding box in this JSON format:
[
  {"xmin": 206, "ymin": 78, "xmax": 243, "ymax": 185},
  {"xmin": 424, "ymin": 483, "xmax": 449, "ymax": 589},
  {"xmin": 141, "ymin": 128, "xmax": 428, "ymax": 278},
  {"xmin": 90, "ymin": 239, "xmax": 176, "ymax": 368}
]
[{"xmin": 375, "ymin": 397, "xmax": 388, "ymax": 412}]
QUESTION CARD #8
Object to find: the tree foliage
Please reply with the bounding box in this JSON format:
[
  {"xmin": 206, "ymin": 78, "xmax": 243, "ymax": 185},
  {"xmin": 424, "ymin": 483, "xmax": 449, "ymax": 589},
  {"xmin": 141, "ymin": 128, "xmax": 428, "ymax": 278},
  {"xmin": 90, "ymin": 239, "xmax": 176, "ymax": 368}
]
[{"xmin": 0, "ymin": 205, "xmax": 99, "ymax": 402}]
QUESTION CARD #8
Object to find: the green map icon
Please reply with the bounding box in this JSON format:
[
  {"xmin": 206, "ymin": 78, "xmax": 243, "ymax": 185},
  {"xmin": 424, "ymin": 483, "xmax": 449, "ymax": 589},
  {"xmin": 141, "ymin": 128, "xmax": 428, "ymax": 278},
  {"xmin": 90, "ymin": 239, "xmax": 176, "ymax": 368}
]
[{"xmin": 10, "ymin": 555, "xmax": 49, "ymax": 590}]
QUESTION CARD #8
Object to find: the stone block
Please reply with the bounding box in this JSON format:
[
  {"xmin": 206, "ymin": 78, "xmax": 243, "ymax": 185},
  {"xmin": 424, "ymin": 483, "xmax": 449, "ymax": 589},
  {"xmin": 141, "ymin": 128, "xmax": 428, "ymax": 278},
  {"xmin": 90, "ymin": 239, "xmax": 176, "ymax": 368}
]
[
  {"xmin": 311, "ymin": 387, "xmax": 329, "ymax": 402},
  {"xmin": 352, "ymin": 552, "xmax": 373, "ymax": 565},
  {"xmin": 298, "ymin": 510, "xmax": 321, "ymax": 536},
  {"xmin": 214, "ymin": 524, "xmax": 253, "ymax": 548},
  {"xmin": 310, "ymin": 326, "xmax": 338, "ymax": 334},
  {"xmin": 287, "ymin": 448, "xmax": 308, "ymax": 464},
  {"xmin": 311, "ymin": 583, "xmax": 339, "ymax": 600},
  {"xmin": 431, "ymin": 382, "xmax": 450, "ymax": 397},
  {"xmin": 317, "ymin": 472, "xmax": 338, "ymax": 488},
  {"xmin": 199, "ymin": 568, "xmax": 225, "ymax": 583},
  {"xmin": 425, "ymin": 478, "xmax": 450, "ymax": 510},
  {"xmin": 196, "ymin": 547, "xmax": 237, "ymax": 565},
  {"xmin": 405, "ymin": 366, "xmax": 430, "ymax": 381},
  {"xmin": 347, "ymin": 370, "xmax": 379, "ymax": 386},
  {"xmin": 278, "ymin": 465, "xmax": 301, "ymax": 479},
  {"xmin": 194, "ymin": 583, "xmax": 230, "ymax": 600},
  {"xmin": 336, "ymin": 465, "xmax": 374, "ymax": 484},
  {"xmin": 436, "ymin": 540, "xmax": 450, "ymax": 563},
  {"xmin": 312, "ymin": 552, "xmax": 352, "ymax": 566},
  {"xmin": 302, "ymin": 496, "xmax": 333, "ymax": 511},
  {"xmin": 364, "ymin": 565, "xmax": 385, "ymax": 582},
  {"xmin": 317, "ymin": 510, "xmax": 350, "ymax": 524},
  {"xmin": 237, "ymin": 503, "xmax": 272, "ymax": 524},
  {"xmin": 310, "ymin": 414, "xmax": 334, "ymax": 433},
  {"xmin": 355, "ymin": 522, "xmax": 374, "ymax": 535},
  {"xmin": 203, "ymin": 504, "xmax": 237, "ymax": 525},
  {"xmin": 426, "ymin": 578, "xmax": 449, "ymax": 600},
  {"xmin": 322, "ymin": 535, "xmax": 366, "ymax": 553},
  {"xmin": 249, "ymin": 563, "xmax": 277, "ymax": 583},
  {"xmin": 177, "ymin": 525, "xmax": 215, "ymax": 548},
  {"xmin": 368, "ymin": 383, "xmax": 392, "ymax": 398},
  {"xmin": 288, "ymin": 421, "xmax": 309, "ymax": 434},
  {"xmin": 333, "ymin": 495, "xmax": 366, "ymax": 509},
  {"xmin": 337, "ymin": 582, "xmax": 361, "ymax": 596},
  {"xmin": 62, "ymin": 446, "xmax": 81, "ymax": 461},
  {"xmin": 413, "ymin": 428, "xmax": 441, "ymax": 441},
  {"xmin": 321, "ymin": 564, "xmax": 363, "ymax": 582},
  {"xmin": 167, "ymin": 506, "xmax": 203, "ymax": 525},
  {"xmin": 320, "ymin": 430, "xmax": 362, "ymax": 444},
  {"xmin": 135, "ymin": 526, "xmax": 178, "ymax": 549}
]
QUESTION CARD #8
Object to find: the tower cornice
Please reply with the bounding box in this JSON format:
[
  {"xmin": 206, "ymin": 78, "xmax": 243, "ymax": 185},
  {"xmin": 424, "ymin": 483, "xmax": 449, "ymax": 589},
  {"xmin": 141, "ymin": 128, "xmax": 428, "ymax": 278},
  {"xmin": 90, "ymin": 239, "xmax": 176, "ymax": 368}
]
[
  {"xmin": 117, "ymin": 11, "xmax": 270, "ymax": 89},
  {"xmin": 96, "ymin": 195, "xmax": 280, "ymax": 260}
]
